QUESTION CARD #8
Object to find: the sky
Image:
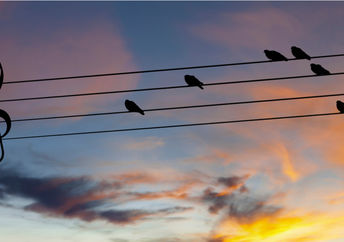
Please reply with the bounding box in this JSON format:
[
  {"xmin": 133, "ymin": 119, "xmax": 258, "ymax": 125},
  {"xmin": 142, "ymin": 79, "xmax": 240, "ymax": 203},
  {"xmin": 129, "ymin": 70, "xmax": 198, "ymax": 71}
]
[{"xmin": 0, "ymin": 2, "xmax": 344, "ymax": 242}]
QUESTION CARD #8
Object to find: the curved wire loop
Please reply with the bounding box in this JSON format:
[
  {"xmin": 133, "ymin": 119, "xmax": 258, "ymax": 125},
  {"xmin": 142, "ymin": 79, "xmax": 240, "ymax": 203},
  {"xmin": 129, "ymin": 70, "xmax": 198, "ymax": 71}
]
[
  {"xmin": 0, "ymin": 109, "xmax": 11, "ymax": 162},
  {"xmin": 0, "ymin": 62, "xmax": 3, "ymax": 89}
]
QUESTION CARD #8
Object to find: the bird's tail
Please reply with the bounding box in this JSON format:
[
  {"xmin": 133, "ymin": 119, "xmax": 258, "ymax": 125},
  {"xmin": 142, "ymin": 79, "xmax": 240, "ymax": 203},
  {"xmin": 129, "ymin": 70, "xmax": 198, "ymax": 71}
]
[
  {"xmin": 198, "ymin": 85, "xmax": 204, "ymax": 90},
  {"xmin": 139, "ymin": 110, "xmax": 145, "ymax": 115}
]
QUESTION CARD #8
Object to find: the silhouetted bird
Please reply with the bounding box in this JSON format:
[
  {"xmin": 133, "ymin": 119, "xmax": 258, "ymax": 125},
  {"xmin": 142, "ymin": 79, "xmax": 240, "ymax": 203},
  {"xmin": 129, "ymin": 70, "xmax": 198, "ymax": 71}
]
[
  {"xmin": 0, "ymin": 62, "xmax": 3, "ymax": 89},
  {"xmin": 310, "ymin": 63, "xmax": 331, "ymax": 75},
  {"xmin": 264, "ymin": 50, "xmax": 288, "ymax": 61},
  {"xmin": 125, "ymin": 99, "xmax": 144, "ymax": 115},
  {"xmin": 291, "ymin": 46, "xmax": 311, "ymax": 60},
  {"xmin": 184, "ymin": 75, "xmax": 204, "ymax": 89},
  {"xmin": 337, "ymin": 100, "xmax": 344, "ymax": 113}
]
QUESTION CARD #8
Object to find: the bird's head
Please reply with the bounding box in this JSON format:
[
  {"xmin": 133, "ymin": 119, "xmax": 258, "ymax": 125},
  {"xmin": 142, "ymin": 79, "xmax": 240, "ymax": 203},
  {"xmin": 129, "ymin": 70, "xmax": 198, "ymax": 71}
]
[
  {"xmin": 291, "ymin": 46, "xmax": 297, "ymax": 50},
  {"xmin": 184, "ymin": 75, "xmax": 190, "ymax": 78},
  {"xmin": 337, "ymin": 100, "xmax": 343, "ymax": 105},
  {"xmin": 310, "ymin": 63, "xmax": 317, "ymax": 68},
  {"xmin": 264, "ymin": 50, "xmax": 269, "ymax": 54}
]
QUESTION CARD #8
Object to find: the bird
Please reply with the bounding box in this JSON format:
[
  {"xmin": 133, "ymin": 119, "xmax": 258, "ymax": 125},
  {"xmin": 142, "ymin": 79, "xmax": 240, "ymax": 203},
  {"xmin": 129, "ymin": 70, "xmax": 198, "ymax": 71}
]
[
  {"xmin": 291, "ymin": 46, "xmax": 311, "ymax": 60},
  {"xmin": 264, "ymin": 50, "xmax": 288, "ymax": 61},
  {"xmin": 0, "ymin": 62, "xmax": 3, "ymax": 89},
  {"xmin": 337, "ymin": 100, "xmax": 344, "ymax": 113},
  {"xmin": 310, "ymin": 63, "xmax": 331, "ymax": 75},
  {"xmin": 184, "ymin": 75, "xmax": 204, "ymax": 89},
  {"xmin": 125, "ymin": 99, "xmax": 144, "ymax": 115}
]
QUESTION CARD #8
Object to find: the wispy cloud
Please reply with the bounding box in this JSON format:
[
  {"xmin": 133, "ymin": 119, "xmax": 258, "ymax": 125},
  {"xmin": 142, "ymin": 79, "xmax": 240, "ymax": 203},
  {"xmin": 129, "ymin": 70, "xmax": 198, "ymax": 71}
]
[
  {"xmin": 121, "ymin": 137, "xmax": 165, "ymax": 151},
  {"xmin": 0, "ymin": 168, "xmax": 192, "ymax": 225}
]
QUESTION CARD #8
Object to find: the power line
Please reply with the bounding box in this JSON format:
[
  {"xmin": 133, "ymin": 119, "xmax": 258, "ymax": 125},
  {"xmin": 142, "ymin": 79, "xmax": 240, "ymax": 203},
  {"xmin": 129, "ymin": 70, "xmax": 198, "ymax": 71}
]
[
  {"xmin": 3, "ymin": 53, "xmax": 344, "ymax": 85},
  {"xmin": 4, "ymin": 112, "xmax": 342, "ymax": 141},
  {"xmin": 5, "ymin": 92, "xmax": 344, "ymax": 123},
  {"xmin": 1, "ymin": 72, "xmax": 344, "ymax": 103}
]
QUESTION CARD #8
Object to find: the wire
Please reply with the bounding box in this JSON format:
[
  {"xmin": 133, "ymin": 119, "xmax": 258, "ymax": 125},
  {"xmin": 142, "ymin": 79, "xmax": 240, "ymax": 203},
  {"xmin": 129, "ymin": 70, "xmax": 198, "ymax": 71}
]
[
  {"xmin": 3, "ymin": 53, "xmax": 344, "ymax": 85},
  {"xmin": 5, "ymin": 92, "xmax": 344, "ymax": 123},
  {"xmin": 1, "ymin": 72, "xmax": 344, "ymax": 103},
  {"xmin": 4, "ymin": 112, "xmax": 342, "ymax": 141}
]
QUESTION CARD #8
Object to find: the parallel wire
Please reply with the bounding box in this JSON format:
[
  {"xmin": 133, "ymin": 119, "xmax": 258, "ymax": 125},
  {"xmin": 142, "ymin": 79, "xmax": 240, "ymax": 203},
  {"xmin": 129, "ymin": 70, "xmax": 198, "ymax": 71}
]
[
  {"xmin": 3, "ymin": 53, "xmax": 344, "ymax": 85},
  {"xmin": 1, "ymin": 72, "xmax": 344, "ymax": 103},
  {"xmin": 4, "ymin": 112, "xmax": 342, "ymax": 141},
  {"xmin": 5, "ymin": 92, "xmax": 344, "ymax": 123}
]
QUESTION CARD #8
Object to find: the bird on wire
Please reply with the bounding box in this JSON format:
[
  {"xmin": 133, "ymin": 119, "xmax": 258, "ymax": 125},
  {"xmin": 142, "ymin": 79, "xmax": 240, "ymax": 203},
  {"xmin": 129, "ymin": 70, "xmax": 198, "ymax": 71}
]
[
  {"xmin": 291, "ymin": 46, "xmax": 311, "ymax": 60},
  {"xmin": 337, "ymin": 100, "xmax": 344, "ymax": 113},
  {"xmin": 184, "ymin": 75, "xmax": 204, "ymax": 89},
  {"xmin": 310, "ymin": 63, "xmax": 331, "ymax": 75},
  {"xmin": 264, "ymin": 50, "xmax": 288, "ymax": 61},
  {"xmin": 125, "ymin": 99, "xmax": 145, "ymax": 115}
]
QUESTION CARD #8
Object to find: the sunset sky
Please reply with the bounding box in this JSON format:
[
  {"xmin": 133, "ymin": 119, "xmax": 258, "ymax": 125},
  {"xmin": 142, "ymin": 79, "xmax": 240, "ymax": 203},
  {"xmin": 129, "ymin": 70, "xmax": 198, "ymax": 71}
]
[{"xmin": 1, "ymin": 2, "xmax": 344, "ymax": 242}]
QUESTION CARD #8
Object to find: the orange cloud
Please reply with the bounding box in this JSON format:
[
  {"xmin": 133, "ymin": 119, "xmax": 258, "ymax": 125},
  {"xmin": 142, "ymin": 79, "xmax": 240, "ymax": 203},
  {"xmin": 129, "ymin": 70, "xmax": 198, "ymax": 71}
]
[
  {"xmin": 326, "ymin": 192, "xmax": 344, "ymax": 205},
  {"xmin": 121, "ymin": 137, "xmax": 165, "ymax": 151},
  {"xmin": 133, "ymin": 182, "xmax": 198, "ymax": 201},
  {"xmin": 271, "ymin": 143, "xmax": 299, "ymax": 182},
  {"xmin": 185, "ymin": 148, "xmax": 233, "ymax": 164},
  {"xmin": 212, "ymin": 211, "xmax": 344, "ymax": 242}
]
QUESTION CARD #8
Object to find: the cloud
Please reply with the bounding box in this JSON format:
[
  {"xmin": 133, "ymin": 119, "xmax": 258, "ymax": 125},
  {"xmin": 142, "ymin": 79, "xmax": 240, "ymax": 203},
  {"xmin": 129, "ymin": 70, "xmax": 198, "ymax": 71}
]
[
  {"xmin": 185, "ymin": 148, "xmax": 233, "ymax": 164},
  {"xmin": 198, "ymin": 174, "xmax": 280, "ymax": 220},
  {"xmin": 210, "ymin": 211, "xmax": 344, "ymax": 242},
  {"xmin": 121, "ymin": 137, "xmax": 165, "ymax": 151},
  {"xmin": 218, "ymin": 175, "xmax": 247, "ymax": 188},
  {"xmin": 217, "ymin": 175, "xmax": 249, "ymax": 197},
  {"xmin": 272, "ymin": 143, "xmax": 300, "ymax": 182},
  {"xmin": 131, "ymin": 182, "xmax": 198, "ymax": 201},
  {"xmin": 99, "ymin": 206, "xmax": 192, "ymax": 224},
  {"xmin": 191, "ymin": 7, "xmax": 305, "ymax": 51},
  {"xmin": 202, "ymin": 188, "xmax": 232, "ymax": 214},
  {"xmin": 0, "ymin": 168, "xmax": 192, "ymax": 225},
  {"xmin": 0, "ymin": 17, "xmax": 137, "ymax": 120}
]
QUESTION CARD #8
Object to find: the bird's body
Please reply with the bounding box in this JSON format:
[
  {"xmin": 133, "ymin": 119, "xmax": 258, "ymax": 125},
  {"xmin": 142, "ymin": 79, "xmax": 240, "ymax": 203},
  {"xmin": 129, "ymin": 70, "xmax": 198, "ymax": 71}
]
[
  {"xmin": 291, "ymin": 46, "xmax": 311, "ymax": 60},
  {"xmin": 337, "ymin": 100, "xmax": 344, "ymax": 113},
  {"xmin": 310, "ymin": 64, "xmax": 330, "ymax": 75},
  {"xmin": 264, "ymin": 50, "xmax": 288, "ymax": 61},
  {"xmin": 125, "ymin": 99, "xmax": 144, "ymax": 115},
  {"xmin": 184, "ymin": 75, "xmax": 204, "ymax": 89}
]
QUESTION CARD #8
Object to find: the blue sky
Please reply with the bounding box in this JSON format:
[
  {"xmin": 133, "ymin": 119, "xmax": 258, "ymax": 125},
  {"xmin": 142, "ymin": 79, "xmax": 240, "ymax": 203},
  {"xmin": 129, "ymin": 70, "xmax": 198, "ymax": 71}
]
[{"xmin": 1, "ymin": 2, "xmax": 344, "ymax": 242}]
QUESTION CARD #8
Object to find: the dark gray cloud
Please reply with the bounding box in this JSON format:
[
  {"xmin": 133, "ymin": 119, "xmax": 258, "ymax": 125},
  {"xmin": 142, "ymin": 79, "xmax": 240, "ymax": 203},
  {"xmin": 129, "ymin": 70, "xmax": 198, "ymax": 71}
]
[
  {"xmin": 201, "ymin": 175, "xmax": 249, "ymax": 214},
  {"xmin": 217, "ymin": 175, "xmax": 245, "ymax": 188},
  {"xmin": 227, "ymin": 197, "xmax": 281, "ymax": 223},
  {"xmin": 0, "ymin": 168, "xmax": 192, "ymax": 225},
  {"xmin": 100, "ymin": 206, "xmax": 192, "ymax": 224},
  {"xmin": 201, "ymin": 175, "xmax": 281, "ymax": 222},
  {"xmin": 202, "ymin": 188, "xmax": 232, "ymax": 214}
]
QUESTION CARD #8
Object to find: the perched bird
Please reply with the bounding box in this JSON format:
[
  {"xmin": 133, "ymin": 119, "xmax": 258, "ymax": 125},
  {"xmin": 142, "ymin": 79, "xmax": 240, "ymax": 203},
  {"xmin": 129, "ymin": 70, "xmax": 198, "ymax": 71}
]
[
  {"xmin": 291, "ymin": 46, "xmax": 311, "ymax": 60},
  {"xmin": 125, "ymin": 99, "xmax": 144, "ymax": 115},
  {"xmin": 184, "ymin": 75, "xmax": 204, "ymax": 89},
  {"xmin": 0, "ymin": 62, "xmax": 3, "ymax": 89},
  {"xmin": 264, "ymin": 50, "xmax": 288, "ymax": 61},
  {"xmin": 310, "ymin": 63, "xmax": 331, "ymax": 75},
  {"xmin": 337, "ymin": 100, "xmax": 344, "ymax": 113}
]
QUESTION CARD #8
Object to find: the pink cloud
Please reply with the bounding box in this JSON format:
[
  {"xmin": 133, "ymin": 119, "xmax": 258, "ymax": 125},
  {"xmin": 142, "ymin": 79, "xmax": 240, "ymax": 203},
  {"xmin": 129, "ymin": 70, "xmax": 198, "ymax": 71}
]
[
  {"xmin": 191, "ymin": 8, "xmax": 306, "ymax": 51},
  {"xmin": 0, "ymin": 20, "xmax": 138, "ymax": 121}
]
